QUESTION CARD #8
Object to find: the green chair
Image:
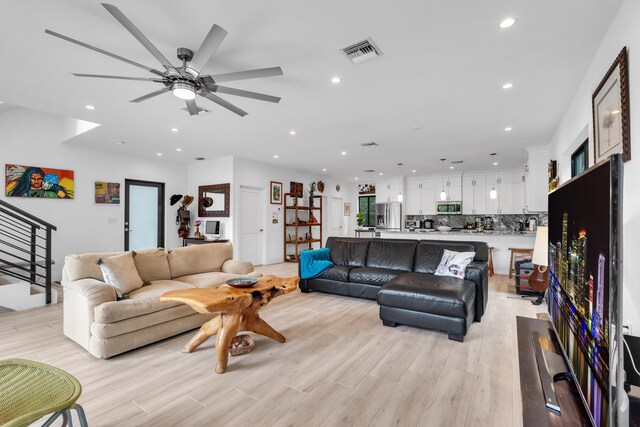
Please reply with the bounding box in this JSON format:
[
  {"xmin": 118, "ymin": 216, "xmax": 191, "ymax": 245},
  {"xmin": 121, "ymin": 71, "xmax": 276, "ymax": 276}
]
[{"xmin": 0, "ymin": 358, "xmax": 88, "ymax": 427}]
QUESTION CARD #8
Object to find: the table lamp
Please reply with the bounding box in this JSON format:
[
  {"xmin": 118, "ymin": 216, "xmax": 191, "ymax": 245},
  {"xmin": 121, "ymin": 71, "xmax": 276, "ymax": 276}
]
[{"xmin": 529, "ymin": 226, "xmax": 548, "ymax": 304}]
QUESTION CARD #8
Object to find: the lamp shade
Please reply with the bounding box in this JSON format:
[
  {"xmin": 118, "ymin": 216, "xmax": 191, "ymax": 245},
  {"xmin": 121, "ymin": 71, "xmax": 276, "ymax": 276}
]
[{"xmin": 531, "ymin": 226, "xmax": 548, "ymax": 266}]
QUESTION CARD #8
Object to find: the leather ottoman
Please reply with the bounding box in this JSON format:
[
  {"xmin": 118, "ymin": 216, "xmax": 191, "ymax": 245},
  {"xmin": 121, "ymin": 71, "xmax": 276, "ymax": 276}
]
[{"xmin": 377, "ymin": 273, "xmax": 476, "ymax": 342}]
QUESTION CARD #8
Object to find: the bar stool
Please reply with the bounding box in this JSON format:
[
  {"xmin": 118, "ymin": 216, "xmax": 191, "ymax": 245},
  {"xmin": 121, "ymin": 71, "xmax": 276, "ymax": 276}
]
[
  {"xmin": 508, "ymin": 247, "xmax": 534, "ymax": 278},
  {"xmin": 488, "ymin": 247, "xmax": 495, "ymax": 277}
]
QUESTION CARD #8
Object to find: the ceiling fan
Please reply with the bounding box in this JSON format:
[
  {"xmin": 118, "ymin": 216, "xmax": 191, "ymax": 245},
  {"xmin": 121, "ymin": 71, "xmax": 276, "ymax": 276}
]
[{"xmin": 45, "ymin": 3, "xmax": 283, "ymax": 117}]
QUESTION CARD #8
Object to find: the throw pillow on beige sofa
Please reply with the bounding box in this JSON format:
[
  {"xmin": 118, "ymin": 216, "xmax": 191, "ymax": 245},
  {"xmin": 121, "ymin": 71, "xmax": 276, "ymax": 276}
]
[{"xmin": 97, "ymin": 252, "xmax": 145, "ymax": 298}]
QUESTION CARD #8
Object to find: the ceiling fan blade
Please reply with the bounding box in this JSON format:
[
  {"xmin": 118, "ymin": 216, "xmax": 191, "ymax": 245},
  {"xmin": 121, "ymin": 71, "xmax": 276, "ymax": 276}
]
[
  {"xmin": 214, "ymin": 86, "xmax": 281, "ymax": 103},
  {"xmin": 101, "ymin": 3, "xmax": 179, "ymax": 75},
  {"xmin": 185, "ymin": 99, "xmax": 199, "ymax": 116},
  {"xmin": 200, "ymin": 91, "xmax": 248, "ymax": 117},
  {"xmin": 73, "ymin": 73, "xmax": 163, "ymax": 82},
  {"xmin": 210, "ymin": 67, "xmax": 283, "ymax": 83},
  {"xmin": 185, "ymin": 24, "xmax": 228, "ymax": 78},
  {"xmin": 45, "ymin": 29, "xmax": 164, "ymax": 77},
  {"xmin": 130, "ymin": 87, "xmax": 170, "ymax": 103}
]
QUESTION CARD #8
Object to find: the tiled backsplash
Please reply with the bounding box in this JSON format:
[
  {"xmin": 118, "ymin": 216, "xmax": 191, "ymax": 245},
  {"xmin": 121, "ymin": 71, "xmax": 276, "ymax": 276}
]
[{"xmin": 405, "ymin": 213, "xmax": 548, "ymax": 231}]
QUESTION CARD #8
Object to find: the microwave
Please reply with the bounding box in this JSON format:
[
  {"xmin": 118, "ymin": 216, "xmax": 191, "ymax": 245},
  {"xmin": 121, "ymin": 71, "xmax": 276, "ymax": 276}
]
[{"xmin": 436, "ymin": 201, "xmax": 462, "ymax": 214}]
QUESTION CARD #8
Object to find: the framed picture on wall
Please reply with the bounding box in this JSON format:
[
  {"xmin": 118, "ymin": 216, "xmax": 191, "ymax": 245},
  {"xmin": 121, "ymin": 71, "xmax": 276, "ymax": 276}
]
[
  {"xmin": 344, "ymin": 202, "xmax": 351, "ymax": 216},
  {"xmin": 95, "ymin": 181, "xmax": 120, "ymax": 204},
  {"xmin": 592, "ymin": 47, "xmax": 630, "ymax": 163},
  {"xmin": 5, "ymin": 164, "xmax": 74, "ymax": 199},
  {"xmin": 289, "ymin": 181, "xmax": 303, "ymax": 198},
  {"xmin": 270, "ymin": 181, "xmax": 282, "ymax": 204}
]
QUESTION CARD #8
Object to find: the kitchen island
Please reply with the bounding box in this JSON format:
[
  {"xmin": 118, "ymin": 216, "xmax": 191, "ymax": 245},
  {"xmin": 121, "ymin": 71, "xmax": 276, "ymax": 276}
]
[{"xmin": 377, "ymin": 230, "xmax": 536, "ymax": 275}]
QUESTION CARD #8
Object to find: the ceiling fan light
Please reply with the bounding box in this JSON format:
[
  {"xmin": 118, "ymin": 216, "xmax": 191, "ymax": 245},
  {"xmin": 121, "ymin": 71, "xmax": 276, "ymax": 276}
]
[{"xmin": 172, "ymin": 82, "xmax": 196, "ymax": 100}]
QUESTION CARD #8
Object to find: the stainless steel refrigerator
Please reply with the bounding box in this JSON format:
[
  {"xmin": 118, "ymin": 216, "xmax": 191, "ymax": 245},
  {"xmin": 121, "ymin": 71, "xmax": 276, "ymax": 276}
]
[{"xmin": 375, "ymin": 202, "xmax": 402, "ymax": 230}]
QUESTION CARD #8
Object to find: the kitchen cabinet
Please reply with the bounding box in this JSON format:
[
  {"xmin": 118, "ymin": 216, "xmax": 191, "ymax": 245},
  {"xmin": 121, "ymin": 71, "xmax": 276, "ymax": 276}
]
[
  {"xmin": 484, "ymin": 170, "xmax": 525, "ymax": 214},
  {"xmin": 404, "ymin": 178, "xmax": 436, "ymax": 215},
  {"xmin": 462, "ymin": 174, "xmax": 487, "ymax": 215},
  {"xmin": 435, "ymin": 175, "xmax": 461, "ymax": 202},
  {"xmin": 526, "ymin": 147, "xmax": 549, "ymax": 212},
  {"xmin": 376, "ymin": 179, "xmax": 402, "ymax": 203}
]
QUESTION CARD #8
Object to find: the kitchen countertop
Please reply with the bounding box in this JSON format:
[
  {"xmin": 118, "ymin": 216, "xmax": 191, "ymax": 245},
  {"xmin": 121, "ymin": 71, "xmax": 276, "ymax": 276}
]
[{"xmin": 379, "ymin": 229, "xmax": 537, "ymax": 237}]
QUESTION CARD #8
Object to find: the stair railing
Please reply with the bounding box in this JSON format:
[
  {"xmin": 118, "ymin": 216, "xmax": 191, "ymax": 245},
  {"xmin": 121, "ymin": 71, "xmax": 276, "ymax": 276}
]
[{"xmin": 0, "ymin": 199, "xmax": 57, "ymax": 304}]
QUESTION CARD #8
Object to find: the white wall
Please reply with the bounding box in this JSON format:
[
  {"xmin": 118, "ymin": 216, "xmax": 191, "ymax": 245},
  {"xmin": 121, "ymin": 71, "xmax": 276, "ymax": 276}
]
[
  {"xmin": 548, "ymin": 0, "xmax": 640, "ymax": 335},
  {"xmin": 186, "ymin": 156, "xmax": 234, "ymax": 241},
  {"xmin": 0, "ymin": 108, "xmax": 187, "ymax": 279},
  {"xmin": 231, "ymin": 157, "xmax": 352, "ymax": 265}
]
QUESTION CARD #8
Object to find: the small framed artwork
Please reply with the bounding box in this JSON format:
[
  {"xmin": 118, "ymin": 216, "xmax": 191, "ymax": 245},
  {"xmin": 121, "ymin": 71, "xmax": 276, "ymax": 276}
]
[
  {"xmin": 344, "ymin": 202, "xmax": 351, "ymax": 216},
  {"xmin": 289, "ymin": 181, "xmax": 303, "ymax": 198},
  {"xmin": 270, "ymin": 181, "xmax": 282, "ymax": 204},
  {"xmin": 95, "ymin": 181, "xmax": 121, "ymax": 204},
  {"xmin": 592, "ymin": 47, "xmax": 630, "ymax": 163}
]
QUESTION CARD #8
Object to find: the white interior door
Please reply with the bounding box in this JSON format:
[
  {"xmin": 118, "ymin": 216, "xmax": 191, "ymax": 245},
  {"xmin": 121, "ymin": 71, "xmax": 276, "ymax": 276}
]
[
  {"xmin": 238, "ymin": 186, "xmax": 263, "ymax": 265},
  {"xmin": 330, "ymin": 197, "xmax": 343, "ymax": 236}
]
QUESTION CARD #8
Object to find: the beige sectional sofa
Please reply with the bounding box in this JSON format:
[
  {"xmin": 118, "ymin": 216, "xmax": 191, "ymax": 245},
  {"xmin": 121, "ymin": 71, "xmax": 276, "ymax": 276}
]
[{"xmin": 61, "ymin": 242, "xmax": 258, "ymax": 359}]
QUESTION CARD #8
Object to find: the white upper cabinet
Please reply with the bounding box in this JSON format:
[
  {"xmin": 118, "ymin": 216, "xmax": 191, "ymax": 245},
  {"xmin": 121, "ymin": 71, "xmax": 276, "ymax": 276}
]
[
  {"xmin": 404, "ymin": 178, "xmax": 437, "ymax": 215},
  {"xmin": 525, "ymin": 147, "xmax": 549, "ymax": 212},
  {"xmin": 375, "ymin": 179, "xmax": 403, "ymax": 203}
]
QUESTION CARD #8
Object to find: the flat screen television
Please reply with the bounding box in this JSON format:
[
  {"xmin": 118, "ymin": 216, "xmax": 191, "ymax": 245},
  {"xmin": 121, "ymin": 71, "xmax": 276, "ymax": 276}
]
[{"xmin": 547, "ymin": 154, "xmax": 624, "ymax": 426}]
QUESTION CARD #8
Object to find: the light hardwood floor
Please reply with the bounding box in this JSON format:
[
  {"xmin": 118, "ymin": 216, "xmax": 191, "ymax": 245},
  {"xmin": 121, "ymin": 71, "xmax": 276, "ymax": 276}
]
[{"xmin": 0, "ymin": 263, "xmax": 546, "ymax": 427}]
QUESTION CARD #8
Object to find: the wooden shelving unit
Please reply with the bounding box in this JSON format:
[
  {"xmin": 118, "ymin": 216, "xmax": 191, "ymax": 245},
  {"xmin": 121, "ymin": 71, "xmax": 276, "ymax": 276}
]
[{"xmin": 283, "ymin": 193, "xmax": 323, "ymax": 262}]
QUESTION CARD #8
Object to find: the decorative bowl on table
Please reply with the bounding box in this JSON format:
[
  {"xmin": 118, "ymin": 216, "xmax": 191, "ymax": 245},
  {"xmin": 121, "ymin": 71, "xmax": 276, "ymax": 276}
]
[
  {"xmin": 226, "ymin": 277, "xmax": 259, "ymax": 288},
  {"xmin": 437, "ymin": 225, "xmax": 452, "ymax": 232}
]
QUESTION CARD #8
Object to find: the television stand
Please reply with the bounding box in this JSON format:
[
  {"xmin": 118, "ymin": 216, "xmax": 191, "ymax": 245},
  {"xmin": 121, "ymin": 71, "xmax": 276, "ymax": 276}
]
[
  {"xmin": 517, "ymin": 316, "xmax": 592, "ymax": 426},
  {"xmin": 532, "ymin": 331, "xmax": 574, "ymax": 413}
]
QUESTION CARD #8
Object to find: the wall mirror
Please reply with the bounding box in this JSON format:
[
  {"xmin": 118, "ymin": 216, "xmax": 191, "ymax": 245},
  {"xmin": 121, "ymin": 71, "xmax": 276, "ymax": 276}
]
[{"xmin": 198, "ymin": 183, "xmax": 230, "ymax": 217}]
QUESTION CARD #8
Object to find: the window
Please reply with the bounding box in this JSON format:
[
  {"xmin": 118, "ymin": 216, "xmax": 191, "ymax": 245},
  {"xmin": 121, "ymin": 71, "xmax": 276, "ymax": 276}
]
[
  {"xmin": 571, "ymin": 139, "xmax": 589, "ymax": 177},
  {"xmin": 358, "ymin": 196, "xmax": 376, "ymax": 228}
]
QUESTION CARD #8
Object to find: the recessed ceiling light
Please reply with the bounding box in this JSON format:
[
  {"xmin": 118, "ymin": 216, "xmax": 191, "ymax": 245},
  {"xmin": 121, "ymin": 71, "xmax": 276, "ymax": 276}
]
[
  {"xmin": 85, "ymin": 105, "xmax": 95, "ymax": 110},
  {"xmin": 341, "ymin": 151, "xmax": 347, "ymax": 156},
  {"xmin": 502, "ymin": 82, "xmax": 513, "ymax": 89},
  {"xmin": 493, "ymin": 162, "xmax": 499, "ymax": 166},
  {"xmin": 156, "ymin": 153, "xmax": 163, "ymax": 156},
  {"xmin": 289, "ymin": 130, "xmax": 296, "ymax": 135},
  {"xmin": 413, "ymin": 126, "xmax": 423, "ymax": 130},
  {"xmin": 331, "ymin": 76, "xmax": 342, "ymax": 84},
  {"xmin": 355, "ymin": 177, "xmax": 359, "ymax": 180},
  {"xmin": 500, "ymin": 17, "xmax": 516, "ymax": 29},
  {"xmin": 504, "ymin": 127, "xmax": 512, "ymax": 132},
  {"xmin": 412, "ymin": 170, "xmax": 416, "ymax": 173},
  {"xmin": 171, "ymin": 128, "xmax": 178, "ymax": 132},
  {"xmin": 322, "ymin": 168, "xmax": 327, "ymax": 172},
  {"xmin": 274, "ymin": 155, "xmax": 279, "ymax": 159},
  {"xmin": 449, "ymin": 166, "xmax": 454, "ymax": 169},
  {"xmin": 379, "ymin": 172, "xmax": 383, "ymax": 176},
  {"xmin": 195, "ymin": 157, "xmax": 206, "ymax": 161},
  {"xmin": 116, "ymin": 141, "xmax": 125, "ymax": 145},
  {"xmin": 176, "ymin": 148, "xmax": 182, "ymax": 152}
]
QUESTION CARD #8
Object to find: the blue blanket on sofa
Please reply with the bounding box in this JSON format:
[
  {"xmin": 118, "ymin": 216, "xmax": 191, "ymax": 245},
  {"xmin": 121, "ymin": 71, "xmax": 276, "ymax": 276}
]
[{"xmin": 299, "ymin": 248, "xmax": 333, "ymax": 279}]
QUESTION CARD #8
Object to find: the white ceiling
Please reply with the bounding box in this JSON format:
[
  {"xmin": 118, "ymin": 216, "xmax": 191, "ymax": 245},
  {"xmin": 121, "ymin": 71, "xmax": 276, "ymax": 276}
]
[{"xmin": 0, "ymin": 0, "xmax": 622, "ymax": 181}]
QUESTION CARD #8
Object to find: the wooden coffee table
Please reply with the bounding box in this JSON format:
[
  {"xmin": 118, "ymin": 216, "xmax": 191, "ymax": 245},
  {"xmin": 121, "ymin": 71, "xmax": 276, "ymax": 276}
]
[{"xmin": 160, "ymin": 275, "xmax": 299, "ymax": 373}]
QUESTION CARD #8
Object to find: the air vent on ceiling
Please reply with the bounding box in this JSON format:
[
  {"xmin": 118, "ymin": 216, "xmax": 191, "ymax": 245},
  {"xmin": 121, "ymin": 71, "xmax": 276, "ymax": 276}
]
[
  {"xmin": 341, "ymin": 37, "xmax": 383, "ymax": 64},
  {"xmin": 360, "ymin": 142, "xmax": 379, "ymax": 147},
  {"xmin": 363, "ymin": 169, "xmax": 376, "ymax": 173},
  {"xmin": 451, "ymin": 160, "xmax": 464, "ymax": 164}
]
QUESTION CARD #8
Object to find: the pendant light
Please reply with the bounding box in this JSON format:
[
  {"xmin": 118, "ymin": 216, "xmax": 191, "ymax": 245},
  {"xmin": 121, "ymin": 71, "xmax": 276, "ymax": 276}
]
[
  {"xmin": 489, "ymin": 153, "xmax": 498, "ymax": 199},
  {"xmin": 397, "ymin": 163, "xmax": 403, "ymax": 202},
  {"xmin": 439, "ymin": 158, "xmax": 447, "ymax": 201}
]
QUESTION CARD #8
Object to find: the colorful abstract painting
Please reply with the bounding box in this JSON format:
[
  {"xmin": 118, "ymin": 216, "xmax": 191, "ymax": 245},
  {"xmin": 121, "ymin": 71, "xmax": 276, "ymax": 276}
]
[
  {"xmin": 5, "ymin": 164, "xmax": 74, "ymax": 199},
  {"xmin": 95, "ymin": 181, "xmax": 120, "ymax": 204}
]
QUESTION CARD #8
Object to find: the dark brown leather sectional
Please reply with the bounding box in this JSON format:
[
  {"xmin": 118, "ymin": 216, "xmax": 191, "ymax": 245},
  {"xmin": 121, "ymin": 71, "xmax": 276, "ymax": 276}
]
[{"xmin": 298, "ymin": 237, "xmax": 489, "ymax": 341}]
